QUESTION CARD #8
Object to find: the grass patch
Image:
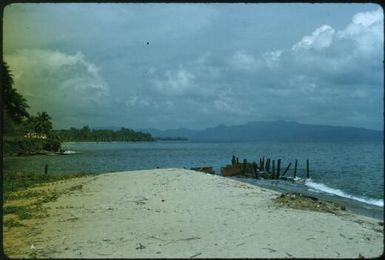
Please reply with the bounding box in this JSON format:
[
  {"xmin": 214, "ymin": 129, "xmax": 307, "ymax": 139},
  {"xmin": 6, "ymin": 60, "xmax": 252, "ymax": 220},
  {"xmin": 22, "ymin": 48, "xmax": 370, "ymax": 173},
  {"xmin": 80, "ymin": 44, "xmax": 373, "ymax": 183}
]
[
  {"xmin": 40, "ymin": 192, "xmax": 58, "ymax": 203},
  {"xmin": 3, "ymin": 204, "xmax": 45, "ymax": 220},
  {"xmin": 3, "ymin": 171, "xmax": 96, "ymax": 195},
  {"xmin": 3, "ymin": 171, "xmax": 96, "ymax": 231},
  {"xmin": 3, "ymin": 218, "xmax": 26, "ymax": 228}
]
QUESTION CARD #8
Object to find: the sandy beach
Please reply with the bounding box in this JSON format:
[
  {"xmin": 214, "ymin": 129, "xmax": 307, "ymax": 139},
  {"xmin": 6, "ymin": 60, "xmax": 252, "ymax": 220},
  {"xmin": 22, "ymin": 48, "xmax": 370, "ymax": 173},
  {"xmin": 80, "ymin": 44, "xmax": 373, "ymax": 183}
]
[{"xmin": 3, "ymin": 168, "xmax": 383, "ymax": 258}]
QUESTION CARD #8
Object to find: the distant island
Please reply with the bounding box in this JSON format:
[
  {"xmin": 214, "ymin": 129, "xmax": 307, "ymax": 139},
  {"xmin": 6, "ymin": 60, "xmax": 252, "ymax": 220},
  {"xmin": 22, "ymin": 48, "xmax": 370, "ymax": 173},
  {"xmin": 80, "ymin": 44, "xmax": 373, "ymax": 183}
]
[{"xmin": 139, "ymin": 121, "xmax": 383, "ymax": 142}]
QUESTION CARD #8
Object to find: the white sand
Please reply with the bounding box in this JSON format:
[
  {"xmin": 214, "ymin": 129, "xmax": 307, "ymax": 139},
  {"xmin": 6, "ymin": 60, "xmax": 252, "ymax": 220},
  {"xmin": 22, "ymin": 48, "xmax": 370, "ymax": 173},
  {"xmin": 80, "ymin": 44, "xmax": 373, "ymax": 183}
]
[{"xmin": 5, "ymin": 168, "xmax": 384, "ymax": 258}]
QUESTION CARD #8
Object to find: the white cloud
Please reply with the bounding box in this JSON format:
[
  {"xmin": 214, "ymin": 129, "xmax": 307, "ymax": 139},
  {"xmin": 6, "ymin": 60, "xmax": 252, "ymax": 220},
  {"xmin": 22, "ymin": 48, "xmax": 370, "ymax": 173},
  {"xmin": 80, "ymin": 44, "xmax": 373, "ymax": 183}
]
[
  {"xmin": 292, "ymin": 25, "xmax": 335, "ymax": 51},
  {"xmin": 338, "ymin": 8, "xmax": 383, "ymax": 55},
  {"xmin": 153, "ymin": 66, "xmax": 195, "ymax": 96}
]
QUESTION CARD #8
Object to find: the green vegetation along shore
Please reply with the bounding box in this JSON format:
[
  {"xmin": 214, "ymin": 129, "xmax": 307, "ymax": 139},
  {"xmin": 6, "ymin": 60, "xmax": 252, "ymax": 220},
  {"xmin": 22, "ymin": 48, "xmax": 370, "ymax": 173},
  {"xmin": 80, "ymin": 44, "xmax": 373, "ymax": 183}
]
[{"xmin": 54, "ymin": 126, "xmax": 154, "ymax": 142}]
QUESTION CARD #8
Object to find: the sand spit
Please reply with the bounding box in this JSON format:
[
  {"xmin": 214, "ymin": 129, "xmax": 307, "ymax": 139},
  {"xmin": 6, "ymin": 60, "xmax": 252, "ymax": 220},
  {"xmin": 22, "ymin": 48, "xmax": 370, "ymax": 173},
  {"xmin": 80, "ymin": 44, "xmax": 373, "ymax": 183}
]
[{"xmin": 3, "ymin": 168, "xmax": 383, "ymax": 258}]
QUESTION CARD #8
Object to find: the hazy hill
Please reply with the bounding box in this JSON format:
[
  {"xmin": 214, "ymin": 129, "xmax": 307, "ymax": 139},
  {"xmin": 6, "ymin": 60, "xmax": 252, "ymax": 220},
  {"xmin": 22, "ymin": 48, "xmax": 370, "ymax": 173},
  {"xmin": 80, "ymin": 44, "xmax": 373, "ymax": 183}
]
[{"xmin": 139, "ymin": 121, "xmax": 383, "ymax": 142}]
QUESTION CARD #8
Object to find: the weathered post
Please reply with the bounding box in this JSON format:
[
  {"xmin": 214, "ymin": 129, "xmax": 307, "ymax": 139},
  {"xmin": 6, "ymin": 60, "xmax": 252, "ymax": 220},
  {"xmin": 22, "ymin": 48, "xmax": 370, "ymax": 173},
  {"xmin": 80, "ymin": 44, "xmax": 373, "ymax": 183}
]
[
  {"xmin": 282, "ymin": 163, "xmax": 292, "ymax": 176},
  {"xmin": 45, "ymin": 164, "xmax": 48, "ymax": 175},
  {"xmin": 236, "ymin": 157, "xmax": 239, "ymax": 165},
  {"xmin": 243, "ymin": 159, "xmax": 247, "ymax": 174},
  {"xmin": 253, "ymin": 162, "xmax": 258, "ymax": 179},
  {"xmin": 306, "ymin": 159, "xmax": 310, "ymax": 179},
  {"xmin": 277, "ymin": 159, "xmax": 281, "ymax": 179},
  {"xmin": 272, "ymin": 160, "xmax": 275, "ymax": 178},
  {"xmin": 266, "ymin": 158, "xmax": 270, "ymax": 172},
  {"xmin": 294, "ymin": 159, "xmax": 298, "ymax": 178},
  {"xmin": 262, "ymin": 157, "xmax": 265, "ymax": 171},
  {"xmin": 232, "ymin": 155, "xmax": 236, "ymax": 166}
]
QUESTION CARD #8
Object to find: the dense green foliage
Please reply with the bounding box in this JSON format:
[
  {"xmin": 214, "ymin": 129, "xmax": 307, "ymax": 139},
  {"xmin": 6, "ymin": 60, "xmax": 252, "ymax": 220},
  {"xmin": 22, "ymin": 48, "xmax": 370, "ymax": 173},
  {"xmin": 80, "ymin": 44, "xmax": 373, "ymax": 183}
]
[
  {"xmin": 55, "ymin": 126, "xmax": 154, "ymax": 142},
  {"xmin": 4, "ymin": 136, "xmax": 61, "ymax": 156},
  {"xmin": 2, "ymin": 61, "xmax": 30, "ymax": 123},
  {"xmin": 3, "ymin": 61, "xmax": 60, "ymax": 155}
]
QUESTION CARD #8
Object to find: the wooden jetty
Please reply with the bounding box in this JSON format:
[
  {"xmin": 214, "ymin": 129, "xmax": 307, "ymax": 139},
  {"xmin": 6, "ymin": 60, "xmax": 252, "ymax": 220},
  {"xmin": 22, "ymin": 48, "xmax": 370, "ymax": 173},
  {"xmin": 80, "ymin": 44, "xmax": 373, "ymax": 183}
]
[{"xmin": 220, "ymin": 155, "xmax": 310, "ymax": 180}]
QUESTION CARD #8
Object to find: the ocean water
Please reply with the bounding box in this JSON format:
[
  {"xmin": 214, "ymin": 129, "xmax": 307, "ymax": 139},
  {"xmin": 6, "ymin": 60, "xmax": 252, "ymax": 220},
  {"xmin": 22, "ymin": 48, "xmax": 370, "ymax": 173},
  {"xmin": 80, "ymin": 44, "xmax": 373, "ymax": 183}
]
[{"xmin": 4, "ymin": 141, "xmax": 383, "ymax": 217}]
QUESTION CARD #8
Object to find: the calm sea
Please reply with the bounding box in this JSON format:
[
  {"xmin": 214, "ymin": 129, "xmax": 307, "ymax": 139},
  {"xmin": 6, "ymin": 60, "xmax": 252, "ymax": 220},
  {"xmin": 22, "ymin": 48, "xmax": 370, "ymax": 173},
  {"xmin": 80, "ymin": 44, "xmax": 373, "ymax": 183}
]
[{"xmin": 4, "ymin": 141, "xmax": 383, "ymax": 218}]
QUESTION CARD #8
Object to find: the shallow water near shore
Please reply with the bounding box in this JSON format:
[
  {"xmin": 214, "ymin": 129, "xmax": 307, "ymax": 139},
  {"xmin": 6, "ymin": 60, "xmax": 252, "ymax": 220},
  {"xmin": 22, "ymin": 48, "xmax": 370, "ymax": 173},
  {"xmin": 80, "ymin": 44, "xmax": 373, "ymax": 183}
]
[{"xmin": 4, "ymin": 140, "xmax": 383, "ymax": 218}]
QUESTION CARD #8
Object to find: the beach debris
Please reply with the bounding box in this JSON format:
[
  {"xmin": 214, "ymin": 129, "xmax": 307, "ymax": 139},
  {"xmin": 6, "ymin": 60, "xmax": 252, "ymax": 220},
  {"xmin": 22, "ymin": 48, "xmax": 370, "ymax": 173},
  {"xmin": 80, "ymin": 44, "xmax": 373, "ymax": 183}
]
[
  {"xmin": 164, "ymin": 236, "xmax": 201, "ymax": 245},
  {"xmin": 189, "ymin": 252, "xmax": 202, "ymax": 258},
  {"xmin": 30, "ymin": 244, "xmax": 36, "ymax": 250},
  {"xmin": 273, "ymin": 192, "xmax": 346, "ymax": 213},
  {"xmin": 262, "ymin": 247, "xmax": 278, "ymax": 253},
  {"xmin": 135, "ymin": 243, "xmax": 146, "ymax": 250},
  {"xmin": 62, "ymin": 217, "xmax": 79, "ymax": 222}
]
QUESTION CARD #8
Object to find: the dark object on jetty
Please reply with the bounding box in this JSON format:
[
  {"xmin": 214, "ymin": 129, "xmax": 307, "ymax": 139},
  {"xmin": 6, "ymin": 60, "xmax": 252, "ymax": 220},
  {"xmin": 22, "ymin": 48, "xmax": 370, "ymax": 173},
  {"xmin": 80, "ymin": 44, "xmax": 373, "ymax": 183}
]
[
  {"xmin": 232, "ymin": 155, "xmax": 236, "ymax": 165},
  {"xmin": 221, "ymin": 163, "xmax": 255, "ymax": 178},
  {"xmin": 191, "ymin": 167, "xmax": 215, "ymax": 174},
  {"xmin": 306, "ymin": 159, "xmax": 310, "ymax": 178},
  {"xmin": 294, "ymin": 160, "xmax": 298, "ymax": 178},
  {"xmin": 276, "ymin": 159, "xmax": 281, "ymax": 179}
]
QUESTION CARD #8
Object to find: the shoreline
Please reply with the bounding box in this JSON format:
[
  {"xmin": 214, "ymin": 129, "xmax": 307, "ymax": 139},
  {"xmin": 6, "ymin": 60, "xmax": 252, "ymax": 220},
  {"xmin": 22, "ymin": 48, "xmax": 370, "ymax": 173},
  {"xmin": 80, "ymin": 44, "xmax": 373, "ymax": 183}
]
[
  {"xmin": 3, "ymin": 168, "xmax": 384, "ymax": 258},
  {"xmin": 232, "ymin": 177, "xmax": 384, "ymax": 220}
]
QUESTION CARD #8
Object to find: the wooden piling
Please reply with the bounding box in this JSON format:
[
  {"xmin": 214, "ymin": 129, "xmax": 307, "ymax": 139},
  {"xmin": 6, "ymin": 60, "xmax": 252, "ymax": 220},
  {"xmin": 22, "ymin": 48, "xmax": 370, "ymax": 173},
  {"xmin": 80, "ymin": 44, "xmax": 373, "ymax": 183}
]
[
  {"xmin": 277, "ymin": 159, "xmax": 281, "ymax": 179},
  {"xmin": 262, "ymin": 157, "xmax": 265, "ymax": 171},
  {"xmin": 44, "ymin": 164, "xmax": 48, "ymax": 174},
  {"xmin": 236, "ymin": 157, "xmax": 239, "ymax": 165},
  {"xmin": 306, "ymin": 159, "xmax": 310, "ymax": 178},
  {"xmin": 282, "ymin": 162, "xmax": 292, "ymax": 176},
  {"xmin": 266, "ymin": 158, "xmax": 270, "ymax": 172},
  {"xmin": 294, "ymin": 159, "xmax": 298, "ymax": 178},
  {"xmin": 253, "ymin": 162, "xmax": 258, "ymax": 179},
  {"xmin": 272, "ymin": 160, "xmax": 275, "ymax": 177},
  {"xmin": 232, "ymin": 155, "xmax": 236, "ymax": 166}
]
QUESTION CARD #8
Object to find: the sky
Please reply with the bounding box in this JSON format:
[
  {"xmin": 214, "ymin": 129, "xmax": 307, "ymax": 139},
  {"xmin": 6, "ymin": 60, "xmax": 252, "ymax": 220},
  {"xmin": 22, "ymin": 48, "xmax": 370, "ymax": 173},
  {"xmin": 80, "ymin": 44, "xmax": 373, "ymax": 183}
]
[{"xmin": 3, "ymin": 3, "xmax": 384, "ymax": 130}]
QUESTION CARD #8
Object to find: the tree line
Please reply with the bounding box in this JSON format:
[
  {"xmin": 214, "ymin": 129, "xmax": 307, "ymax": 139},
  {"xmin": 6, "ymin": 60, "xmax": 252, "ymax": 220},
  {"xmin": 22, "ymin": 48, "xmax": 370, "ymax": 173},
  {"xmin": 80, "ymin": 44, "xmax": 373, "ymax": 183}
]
[{"xmin": 54, "ymin": 126, "xmax": 154, "ymax": 142}]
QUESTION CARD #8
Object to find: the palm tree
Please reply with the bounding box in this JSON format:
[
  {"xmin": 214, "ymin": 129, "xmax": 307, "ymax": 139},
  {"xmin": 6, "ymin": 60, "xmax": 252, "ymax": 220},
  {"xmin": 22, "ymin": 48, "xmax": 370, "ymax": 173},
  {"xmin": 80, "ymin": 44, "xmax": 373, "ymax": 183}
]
[
  {"xmin": 2, "ymin": 61, "xmax": 29, "ymax": 123},
  {"xmin": 33, "ymin": 112, "xmax": 53, "ymax": 135}
]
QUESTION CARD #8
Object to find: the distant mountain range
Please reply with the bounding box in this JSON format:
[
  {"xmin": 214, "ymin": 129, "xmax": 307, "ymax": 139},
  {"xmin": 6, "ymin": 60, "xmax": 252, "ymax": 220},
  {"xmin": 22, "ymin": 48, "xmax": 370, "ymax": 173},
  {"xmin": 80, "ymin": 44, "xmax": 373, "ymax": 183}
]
[{"xmin": 137, "ymin": 121, "xmax": 383, "ymax": 142}]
